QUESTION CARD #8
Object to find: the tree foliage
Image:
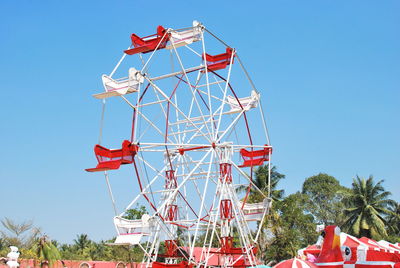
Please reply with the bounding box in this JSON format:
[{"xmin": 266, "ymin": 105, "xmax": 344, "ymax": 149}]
[
  {"xmin": 36, "ymin": 236, "xmax": 61, "ymax": 266},
  {"xmin": 237, "ymin": 165, "xmax": 285, "ymax": 203},
  {"xmin": 386, "ymin": 202, "xmax": 400, "ymax": 242},
  {"xmin": 0, "ymin": 218, "xmax": 40, "ymax": 249},
  {"xmin": 341, "ymin": 176, "xmax": 396, "ymax": 240},
  {"xmin": 1, "ymin": 171, "xmax": 397, "ymax": 265},
  {"xmin": 124, "ymin": 205, "xmax": 147, "ymax": 220},
  {"xmin": 302, "ymin": 173, "xmax": 347, "ymax": 225},
  {"xmin": 265, "ymin": 193, "xmax": 317, "ymax": 264}
]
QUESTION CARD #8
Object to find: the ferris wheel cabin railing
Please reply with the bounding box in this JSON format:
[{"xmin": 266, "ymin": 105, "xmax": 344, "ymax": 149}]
[
  {"xmin": 124, "ymin": 25, "xmax": 169, "ymax": 55},
  {"xmin": 93, "ymin": 68, "xmax": 144, "ymax": 99},
  {"xmin": 238, "ymin": 198, "xmax": 272, "ymax": 222},
  {"xmin": 152, "ymin": 261, "xmax": 193, "ymax": 268},
  {"xmin": 165, "ymin": 21, "xmax": 203, "ymax": 49},
  {"xmin": 85, "ymin": 140, "xmax": 139, "ymax": 172},
  {"xmin": 226, "ymin": 90, "xmax": 260, "ymax": 114},
  {"xmin": 238, "ymin": 146, "xmax": 272, "ymax": 168},
  {"xmin": 112, "ymin": 214, "xmax": 152, "ymax": 245},
  {"xmin": 202, "ymin": 47, "xmax": 235, "ymax": 72}
]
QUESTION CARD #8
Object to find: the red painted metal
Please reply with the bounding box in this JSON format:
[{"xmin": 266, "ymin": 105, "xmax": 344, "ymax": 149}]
[
  {"xmin": 219, "ymin": 163, "xmax": 232, "ymax": 183},
  {"xmin": 238, "ymin": 146, "xmax": 272, "ymax": 168},
  {"xmin": 132, "ymin": 159, "xmax": 160, "ymax": 215},
  {"xmin": 131, "ymin": 83, "xmax": 151, "ymax": 142},
  {"xmin": 164, "ymin": 75, "xmax": 183, "ymax": 169},
  {"xmin": 165, "ymin": 239, "xmax": 178, "ymax": 257},
  {"xmin": 221, "ymin": 236, "xmax": 233, "ymax": 253},
  {"xmin": 86, "ymin": 140, "xmax": 139, "ymax": 172},
  {"xmin": 202, "ymin": 48, "xmax": 234, "ymax": 71},
  {"xmin": 152, "ymin": 261, "xmax": 193, "ymax": 268},
  {"xmin": 211, "ymin": 71, "xmax": 253, "ymax": 143},
  {"xmin": 167, "ymin": 204, "xmax": 178, "ymax": 221},
  {"xmin": 178, "ymin": 145, "xmax": 212, "ymax": 155},
  {"xmin": 166, "ymin": 170, "xmax": 177, "ymax": 189},
  {"xmin": 177, "ymin": 190, "xmax": 198, "ymax": 219},
  {"xmin": 124, "ymin": 26, "xmax": 169, "ymax": 55},
  {"xmin": 220, "ymin": 199, "xmax": 233, "ymax": 220}
]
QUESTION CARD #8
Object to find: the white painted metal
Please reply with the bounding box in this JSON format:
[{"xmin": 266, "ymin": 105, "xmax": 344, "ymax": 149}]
[
  {"xmin": 91, "ymin": 21, "xmax": 273, "ymax": 268},
  {"xmin": 166, "ymin": 21, "xmax": 204, "ymax": 49},
  {"xmin": 93, "ymin": 68, "xmax": 144, "ymax": 99}
]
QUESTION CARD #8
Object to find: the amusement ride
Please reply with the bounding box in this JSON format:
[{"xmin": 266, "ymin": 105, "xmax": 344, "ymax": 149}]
[{"xmin": 86, "ymin": 21, "xmax": 272, "ymax": 268}]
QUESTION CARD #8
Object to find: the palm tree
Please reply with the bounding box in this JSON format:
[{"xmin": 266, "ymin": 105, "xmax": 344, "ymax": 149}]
[
  {"xmin": 235, "ymin": 165, "xmax": 285, "ymax": 262},
  {"xmin": 236, "ymin": 165, "xmax": 285, "ymax": 202},
  {"xmin": 386, "ymin": 202, "xmax": 400, "ymax": 238},
  {"xmin": 36, "ymin": 235, "xmax": 61, "ymax": 267},
  {"xmin": 341, "ymin": 175, "xmax": 396, "ymax": 240},
  {"xmin": 73, "ymin": 234, "xmax": 91, "ymax": 252}
]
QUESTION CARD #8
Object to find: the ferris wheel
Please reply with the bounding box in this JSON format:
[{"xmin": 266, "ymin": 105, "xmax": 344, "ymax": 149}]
[{"xmin": 86, "ymin": 21, "xmax": 273, "ymax": 268}]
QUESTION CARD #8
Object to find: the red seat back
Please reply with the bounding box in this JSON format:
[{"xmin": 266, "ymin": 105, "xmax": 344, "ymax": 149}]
[
  {"xmin": 93, "ymin": 140, "xmax": 138, "ymax": 164},
  {"xmin": 126, "ymin": 25, "xmax": 169, "ymax": 55},
  {"xmin": 86, "ymin": 140, "xmax": 139, "ymax": 172},
  {"xmin": 204, "ymin": 48, "xmax": 234, "ymax": 63},
  {"xmin": 239, "ymin": 146, "xmax": 272, "ymax": 168}
]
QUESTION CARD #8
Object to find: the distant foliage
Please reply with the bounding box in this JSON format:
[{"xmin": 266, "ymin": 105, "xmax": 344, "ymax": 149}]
[
  {"xmin": 265, "ymin": 193, "xmax": 317, "ymax": 263},
  {"xmin": 386, "ymin": 202, "xmax": 400, "ymax": 242},
  {"xmin": 302, "ymin": 173, "xmax": 347, "ymax": 225},
  {"xmin": 0, "ymin": 171, "xmax": 397, "ymax": 265},
  {"xmin": 124, "ymin": 205, "xmax": 147, "ymax": 220},
  {"xmin": 341, "ymin": 176, "xmax": 396, "ymax": 240},
  {"xmin": 36, "ymin": 236, "xmax": 61, "ymax": 266},
  {"xmin": 236, "ymin": 165, "xmax": 285, "ymax": 203},
  {"xmin": 0, "ymin": 217, "xmax": 40, "ymax": 250}
]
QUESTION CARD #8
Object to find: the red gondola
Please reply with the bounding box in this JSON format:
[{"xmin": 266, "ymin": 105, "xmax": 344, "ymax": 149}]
[
  {"xmin": 203, "ymin": 47, "xmax": 234, "ymax": 71},
  {"xmin": 239, "ymin": 146, "xmax": 272, "ymax": 168},
  {"xmin": 124, "ymin": 25, "xmax": 169, "ymax": 55},
  {"xmin": 86, "ymin": 140, "xmax": 138, "ymax": 172}
]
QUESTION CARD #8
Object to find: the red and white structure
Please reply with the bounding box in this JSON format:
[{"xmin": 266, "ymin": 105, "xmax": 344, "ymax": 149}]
[
  {"xmin": 86, "ymin": 21, "xmax": 272, "ymax": 268},
  {"xmin": 297, "ymin": 226, "xmax": 400, "ymax": 268},
  {"xmin": 274, "ymin": 258, "xmax": 318, "ymax": 268}
]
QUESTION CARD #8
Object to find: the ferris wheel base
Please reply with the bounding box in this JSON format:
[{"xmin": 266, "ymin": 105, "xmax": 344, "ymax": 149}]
[{"xmin": 152, "ymin": 261, "xmax": 193, "ymax": 268}]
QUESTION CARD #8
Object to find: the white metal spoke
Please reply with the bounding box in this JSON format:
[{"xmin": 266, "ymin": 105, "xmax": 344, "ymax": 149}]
[
  {"xmin": 171, "ymin": 42, "xmax": 214, "ymax": 142},
  {"xmin": 90, "ymin": 22, "xmax": 272, "ymax": 268}
]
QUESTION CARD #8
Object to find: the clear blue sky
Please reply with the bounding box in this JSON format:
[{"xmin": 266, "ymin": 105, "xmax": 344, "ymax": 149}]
[{"xmin": 0, "ymin": 0, "xmax": 399, "ymax": 243}]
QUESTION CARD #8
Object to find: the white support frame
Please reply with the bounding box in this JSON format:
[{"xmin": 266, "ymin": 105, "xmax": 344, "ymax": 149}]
[{"xmin": 92, "ymin": 22, "xmax": 273, "ymax": 268}]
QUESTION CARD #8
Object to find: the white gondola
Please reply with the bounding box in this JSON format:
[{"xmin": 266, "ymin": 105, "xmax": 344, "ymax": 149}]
[
  {"xmin": 93, "ymin": 68, "xmax": 144, "ymax": 99},
  {"xmin": 165, "ymin": 21, "xmax": 203, "ymax": 49},
  {"xmin": 239, "ymin": 198, "xmax": 272, "ymax": 222},
  {"xmin": 112, "ymin": 214, "xmax": 153, "ymax": 245},
  {"xmin": 226, "ymin": 90, "xmax": 260, "ymax": 114}
]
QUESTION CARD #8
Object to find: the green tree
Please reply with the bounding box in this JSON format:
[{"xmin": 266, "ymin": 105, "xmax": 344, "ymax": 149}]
[
  {"xmin": 237, "ymin": 165, "xmax": 285, "ymax": 202},
  {"xmin": 36, "ymin": 235, "xmax": 61, "ymax": 267},
  {"xmin": 386, "ymin": 202, "xmax": 400, "ymax": 242},
  {"xmin": 302, "ymin": 173, "xmax": 347, "ymax": 225},
  {"xmin": 0, "ymin": 217, "xmax": 41, "ymax": 248},
  {"xmin": 235, "ymin": 165, "xmax": 284, "ymax": 262},
  {"xmin": 59, "ymin": 243, "xmax": 82, "ymax": 260},
  {"xmin": 341, "ymin": 175, "xmax": 396, "ymax": 240},
  {"xmin": 73, "ymin": 234, "xmax": 92, "ymax": 253},
  {"xmin": 265, "ymin": 193, "xmax": 317, "ymax": 264},
  {"xmin": 124, "ymin": 205, "xmax": 147, "ymax": 220}
]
